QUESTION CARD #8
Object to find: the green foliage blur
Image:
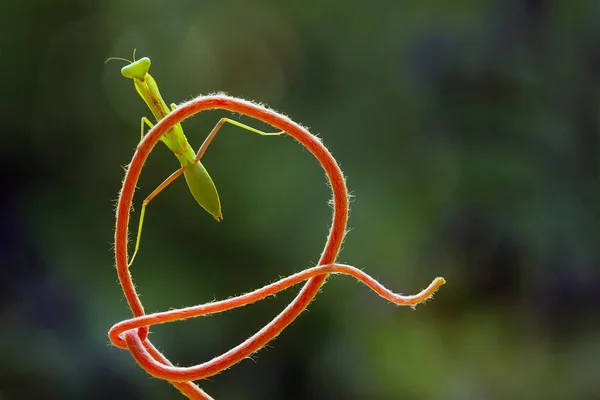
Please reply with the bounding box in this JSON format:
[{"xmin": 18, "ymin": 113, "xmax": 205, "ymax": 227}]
[{"xmin": 2, "ymin": 1, "xmax": 600, "ymax": 399}]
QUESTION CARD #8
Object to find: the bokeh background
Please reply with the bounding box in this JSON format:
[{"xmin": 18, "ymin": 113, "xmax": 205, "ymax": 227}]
[{"xmin": 2, "ymin": 1, "xmax": 600, "ymax": 399}]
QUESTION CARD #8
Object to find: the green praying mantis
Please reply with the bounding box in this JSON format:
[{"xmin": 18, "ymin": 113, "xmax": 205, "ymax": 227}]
[{"xmin": 108, "ymin": 52, "xmax": 283, "ymax": 267}]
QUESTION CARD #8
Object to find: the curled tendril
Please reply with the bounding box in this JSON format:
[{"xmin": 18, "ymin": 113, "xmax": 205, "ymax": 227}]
[{"xmin": 109, "ymin": 94, "xmax": 445, "ymax": 399}]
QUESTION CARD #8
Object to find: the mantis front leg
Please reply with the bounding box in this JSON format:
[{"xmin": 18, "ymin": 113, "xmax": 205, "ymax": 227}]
[{"xmin": 140, "ymin": 117, "xmax": 154, "ymax": 141}]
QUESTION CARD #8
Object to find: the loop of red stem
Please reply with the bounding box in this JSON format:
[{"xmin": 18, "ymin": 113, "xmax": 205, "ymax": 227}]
[{"xmin": 110, "ymin": 94, "xmax": 445, "ymax": 399}]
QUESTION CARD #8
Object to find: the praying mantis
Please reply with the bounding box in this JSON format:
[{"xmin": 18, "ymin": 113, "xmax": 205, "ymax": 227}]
[{"xmin": 108, "ymin": 52, "xmax": 283, "ymax": 267}]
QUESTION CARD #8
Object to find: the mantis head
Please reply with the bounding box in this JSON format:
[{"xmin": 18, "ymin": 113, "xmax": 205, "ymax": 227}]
[
  {"xmin": 121, "ymin": 57, "xmax": 151, "ymax": 81},
  {"xmin": 105, "ymin": 50, "xmax": 151, "ymax": 81}
]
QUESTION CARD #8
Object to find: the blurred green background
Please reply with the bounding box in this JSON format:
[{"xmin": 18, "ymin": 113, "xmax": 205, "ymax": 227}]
[{"xmin": 2, "ymin": 1, "xmax": 600, "ymax": 399}]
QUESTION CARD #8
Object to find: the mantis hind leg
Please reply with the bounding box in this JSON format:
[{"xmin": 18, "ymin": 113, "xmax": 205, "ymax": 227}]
[
  {"xmin": 168, "ymin": 103, "xmax": 283, "ymax": 161},
  {"xmin": 128, "ymin": 167, "xmax": 186, "ymax": 267},
  {"xmin": 196, "ymin": 117, "xmax": 284, "ymax": 161}
]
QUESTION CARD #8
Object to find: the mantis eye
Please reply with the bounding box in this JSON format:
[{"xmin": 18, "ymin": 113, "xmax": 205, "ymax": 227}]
[{"xmin": 121, "ymin": 57, "xmax": 151, "ymax": 80}]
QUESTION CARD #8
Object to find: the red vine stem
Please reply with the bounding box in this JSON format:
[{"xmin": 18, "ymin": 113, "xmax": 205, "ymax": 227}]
[{"xmin": 110, "ymin": 94, "xmax": 445, "ymax": 399}]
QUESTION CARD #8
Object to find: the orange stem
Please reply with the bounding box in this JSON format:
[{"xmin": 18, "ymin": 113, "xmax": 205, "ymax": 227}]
[{"xmin": 110, "ymin": 94, "xmax": 444, "ymax": 398}]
